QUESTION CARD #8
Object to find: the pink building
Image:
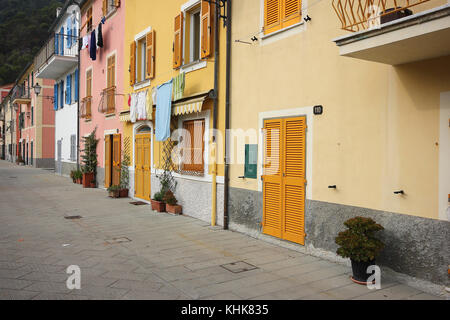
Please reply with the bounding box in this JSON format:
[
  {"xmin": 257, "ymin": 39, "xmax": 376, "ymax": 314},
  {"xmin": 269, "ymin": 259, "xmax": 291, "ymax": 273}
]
[
  {"xmin": 12, "ymin": 66, "xmax": 55, "ymax": 168},
  {"xmin": 79, "ymin": 0, "xmax": 125, "ymax": 187}
]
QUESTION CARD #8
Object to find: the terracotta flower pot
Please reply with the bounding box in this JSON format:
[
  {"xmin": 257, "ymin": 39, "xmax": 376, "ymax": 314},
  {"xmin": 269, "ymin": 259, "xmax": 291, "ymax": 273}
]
[
  {"xmin": 82, "ymin": 172, "xmax": 94, "ymax": 188},
  {"xmin": 108, "ymin": 190, "xmax": 120, "ymax": 198},
  {"xmin": 166, "ymin": 204, "xmax": 182, "ymax": 215},
  {"xmin": 119, "ymin": 189, "xmax": 129, "ymax": 198},
  {"xmin": 90, "ymin": 181, "xmax": 96, "ymax": 188},
  {"xmin": 77, "ymin": 178, "xmax": 82, "ymax": 184},
  {"xmin": 151, "ymin": 200, "xmax": 166, "ymax": 212}
]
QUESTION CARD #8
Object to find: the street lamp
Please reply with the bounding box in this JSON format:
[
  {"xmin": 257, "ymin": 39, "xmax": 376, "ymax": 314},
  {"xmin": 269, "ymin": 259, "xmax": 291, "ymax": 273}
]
[{"xmin": 33, "ymin": 83, "xmax": 54, "ymax": 103}]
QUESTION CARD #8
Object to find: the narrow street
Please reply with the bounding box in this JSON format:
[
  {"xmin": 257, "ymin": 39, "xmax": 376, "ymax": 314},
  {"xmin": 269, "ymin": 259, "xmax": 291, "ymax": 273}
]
[{"xmin": 0, "ymin": 160, "xmax": 441, "ymax": 300}]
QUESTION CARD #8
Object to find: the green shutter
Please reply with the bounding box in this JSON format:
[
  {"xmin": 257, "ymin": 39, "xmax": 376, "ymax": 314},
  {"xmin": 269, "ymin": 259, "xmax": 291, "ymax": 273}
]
[{"xmin": 245, "ymin": 144, "xmax": 258, "ymax": 179}]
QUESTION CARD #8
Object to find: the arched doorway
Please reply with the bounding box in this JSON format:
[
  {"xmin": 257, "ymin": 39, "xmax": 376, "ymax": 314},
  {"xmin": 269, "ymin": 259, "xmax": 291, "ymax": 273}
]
[{"xmin": 134, "ymin": 125, "xmax": 152, "ymax": 200}]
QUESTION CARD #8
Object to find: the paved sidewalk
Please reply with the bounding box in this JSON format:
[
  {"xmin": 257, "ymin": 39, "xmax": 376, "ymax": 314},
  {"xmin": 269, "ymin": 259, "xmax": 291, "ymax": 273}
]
[{"xmin": 0, "ymin": 160, "xmax": 443, "ymax": 300}]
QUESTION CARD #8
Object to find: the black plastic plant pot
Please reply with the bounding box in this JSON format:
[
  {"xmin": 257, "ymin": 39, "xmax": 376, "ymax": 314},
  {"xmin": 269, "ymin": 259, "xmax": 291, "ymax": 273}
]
[{"xmin": 351, "ymin": 259, "xmax": 376, "ymax": 284}]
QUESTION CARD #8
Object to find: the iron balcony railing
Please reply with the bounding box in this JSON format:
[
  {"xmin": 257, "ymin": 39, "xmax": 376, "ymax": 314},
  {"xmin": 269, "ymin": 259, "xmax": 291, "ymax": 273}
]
[
  {"xmin": 12, "ymin": 84, "xmax": 31, "ymax": 101},
  {"xmin": 34, "ymin": 32, "xmax": 78, "ymax": 73},
  {"xmin": 99, "ymin": 87, "xmax": 116, "ymax": 115},
  {"xmin": 332, "ymin": 0, "xmax": 432, "ymax": 32}
]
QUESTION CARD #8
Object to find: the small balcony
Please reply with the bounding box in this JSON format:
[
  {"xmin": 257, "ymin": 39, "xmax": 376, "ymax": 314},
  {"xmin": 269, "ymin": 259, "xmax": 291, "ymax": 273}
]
[
  {"xmin": 34, "ymin": 33, "xmax": 78, "ymax": 80},
  {"xmin": 80, "ymin": 96, "xmax": 92, "ymax": 120},
  {"xmin": 12, "ymin": 85, "xmax": 31, "ymax": 105},
  {"xmin": 99, "ymin": 87, "xmax": 116, "ymax": 115},
  {"xmin": 332, "ymin": 1, "xmax": 450, "ymax": 65}
]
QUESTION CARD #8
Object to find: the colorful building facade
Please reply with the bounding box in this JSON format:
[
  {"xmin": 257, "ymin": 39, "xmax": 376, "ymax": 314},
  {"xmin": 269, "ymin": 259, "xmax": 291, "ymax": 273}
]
[
  {"xmin": 121, "ymin": 0, "xmax": 227, "ymax": 224},
  {"xmin": 35, "ymin": 2, "xmax": 80, "ymax": 175},
  {"xmin": 79, "ymin": 0, "xmax": 125, "ymax": 187},
  {"xmin": 228, "ymin": 0, "xmax": 450, "ymax": 290}
]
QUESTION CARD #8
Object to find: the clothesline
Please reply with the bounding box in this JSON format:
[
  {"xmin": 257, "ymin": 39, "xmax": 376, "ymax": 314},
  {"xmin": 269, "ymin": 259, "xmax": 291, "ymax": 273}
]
[{"xmin": 80, "ymin": 16, "xmax": 106, "ymax": 36}]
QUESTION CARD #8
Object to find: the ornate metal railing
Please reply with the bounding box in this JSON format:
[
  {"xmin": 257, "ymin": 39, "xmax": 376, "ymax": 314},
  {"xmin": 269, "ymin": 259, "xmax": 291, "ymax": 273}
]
[
  {"xmin": 99, "ymin": 86, "xmax": 116, "ymax": 114},
  {"xmin": 80, "ymin": 96, "xmax": 92, "ymax": 119},
  {"xmin": 34, "ymin": 33, "xmax": 78, "ymax": 73},
  {"xmin": 332, "ymin": 0, "xmax": 431, "ymax": 32},
  {"xmin": 12, "ymin": 84, "xmax": 31, "ymax": 101}
]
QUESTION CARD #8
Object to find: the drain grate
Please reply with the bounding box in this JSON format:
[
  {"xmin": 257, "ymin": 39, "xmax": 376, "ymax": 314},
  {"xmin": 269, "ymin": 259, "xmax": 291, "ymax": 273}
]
[
  {"xmin": 64, "ymin": 215, "xmax": 82, "ymax": 220},
  {"xmin": 130, "ymin": 201, "xmax": 148, "ymax": 206},
  {"xmin": 221, "ymin": 261, "xmax": 258, "ymax": 273},
  {"xmin": 105, "ymin": 237, "xmax": 132, "ymax": 244}
]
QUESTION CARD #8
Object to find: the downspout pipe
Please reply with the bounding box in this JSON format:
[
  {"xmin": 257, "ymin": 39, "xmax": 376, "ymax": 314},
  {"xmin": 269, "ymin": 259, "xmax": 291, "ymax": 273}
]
[
  {"xmin": 223, "ymin": 0, "xmax": 232, "ymax": 230},
  {"xmin": 74, "ymin": 0, "xmax": 81, "ymax": 170},
  {"xmin": 211, "ymin": 1, "xmax": 220, "ymax": 227}
]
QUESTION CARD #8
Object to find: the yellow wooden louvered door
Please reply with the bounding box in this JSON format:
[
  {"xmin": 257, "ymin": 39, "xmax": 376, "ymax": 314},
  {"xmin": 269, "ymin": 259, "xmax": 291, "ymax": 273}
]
[
  {"xmin": 142, "ymin": 134, "xmax": 151, "ymax": 201},
  {"xmin": 263, "ymin": 119, "xmax": 283, "ymax": 239},
  {"xmin": 104, "ymin": 135, "xmax": 112, "ymax": 188},
  {"xmin": 112, "ymin": 134, "xmax": 121, "ymax": 186},
  {"xmin": 134, "ymin": 135, "xmax": 143, "ymax": 199},
  {"xmin": 282, "ymin": 117, "xmax": 306, "ymax": 245},
  {"xmin": 263, "ymin": 116, "xmax": 306, "ymax": 245}
]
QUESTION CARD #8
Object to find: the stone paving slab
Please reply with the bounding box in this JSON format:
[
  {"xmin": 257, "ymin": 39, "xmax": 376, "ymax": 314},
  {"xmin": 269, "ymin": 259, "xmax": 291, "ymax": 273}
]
[{"xmin": 0, "ymin": 161, "xmax": 445, "ymax": 300}]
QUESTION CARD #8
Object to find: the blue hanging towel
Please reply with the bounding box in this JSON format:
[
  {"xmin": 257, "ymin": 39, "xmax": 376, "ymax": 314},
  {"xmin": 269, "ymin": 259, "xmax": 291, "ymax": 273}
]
[
  {"xmin": 155, "ymin": 79, "xmax": 173, "ymax": 142},
  {"xmin": 90, "ymin": 30, "xmax": 96, "ymax": 61}
]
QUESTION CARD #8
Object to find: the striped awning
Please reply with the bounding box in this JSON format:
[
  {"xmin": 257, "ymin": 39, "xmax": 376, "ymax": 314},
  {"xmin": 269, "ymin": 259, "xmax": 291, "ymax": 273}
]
[
  {"xmin": 172, "ymin": 94, "xmax": 210, "ymax": 116},
  {"xmin": 119, "ymin": 110, "xmax": 131, "ymax": 122}
]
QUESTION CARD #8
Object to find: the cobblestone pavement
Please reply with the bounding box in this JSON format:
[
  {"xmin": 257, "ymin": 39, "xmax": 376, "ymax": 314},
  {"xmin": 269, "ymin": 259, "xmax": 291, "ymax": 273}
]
[{"xmin": 0, "ymin": 160, "xmax": 443, "ymax": 300}]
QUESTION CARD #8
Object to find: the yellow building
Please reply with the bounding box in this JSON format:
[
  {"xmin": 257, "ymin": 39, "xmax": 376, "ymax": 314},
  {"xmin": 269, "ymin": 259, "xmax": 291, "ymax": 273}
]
[
  {"xmin": 122, "ymin": 0, "xmax": 227, "ymax": 224},
  {"xmin": 228, "ymin": 0, "xmax": 450, "ymax": 290}
]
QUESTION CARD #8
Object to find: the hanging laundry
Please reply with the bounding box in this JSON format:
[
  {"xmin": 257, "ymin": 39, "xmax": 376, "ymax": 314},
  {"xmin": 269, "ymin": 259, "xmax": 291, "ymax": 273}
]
[
  {"xmin": 130, "ymin": 93, "xmax": 137, "ymax": 123},
  {"xmin": 137, "ymin": 91, "xmax": 147, "ymax": 121},
  {"xmin": 152, "ymin": 87, "xmax": 157, "ymax": 105},
  {"xmin": 145, "ymin": 88, "xmax": 153, "ymax": 120},
  {"xmin": 97, "ymin": 23, "xmax": 103, "ymax": 48},
  {"xmin": 173, "ymin": 72, "xmax": 185, "ymax": 101},
  {"xmin": 128, "ymin": 94, "xmax": 131, "ymax": 107},
  {"xmin": 155, "ymin": 79, "xmax": 173, "ymax": 142},
  {"xmin": 90, "ymin": 30, "xmax": 97, "ymax": 60},
  {"xmin": 82, "ymin": 34, "xmax": 90, "ymax": 50}
]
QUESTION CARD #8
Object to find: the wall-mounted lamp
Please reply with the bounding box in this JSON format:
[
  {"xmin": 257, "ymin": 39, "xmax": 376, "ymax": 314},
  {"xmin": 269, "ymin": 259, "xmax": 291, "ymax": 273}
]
[
  {"xmin": 304, "ymin": 15, "xmax": 312, "ymax": 22},
  {"xmin": 33, "ymin": 83, "xmax": 54, "ymax": 103},
  {"xmin": 394, "ymin": 190, "xmax": 404, "ymax": 195},
  {"xmin": 328, "ymin": 185, "xmax": 337, "ymax": 189},
  {"xmin": 314, "ymin": 105, "xmax": 323, "ymax": 115}
]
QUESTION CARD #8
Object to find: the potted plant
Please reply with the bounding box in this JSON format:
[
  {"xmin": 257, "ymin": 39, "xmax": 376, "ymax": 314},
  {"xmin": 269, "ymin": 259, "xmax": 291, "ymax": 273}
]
[
  {"xmin": 151, "ymin": 191, "xmax": 166, "ymax": 212},
  {"xmin": 163, "ymin": 190, "xmax": 182, "ymax": 215},
  {"xmin": 107, "ymin": 185, "xmax": 120, "ymax": 198},
  {"xmin": 335, "ymin": 216, "xmax": 384, "ymax": 284},
  {"xmin": 118, "ymin": 154, "xmax": 130, "ymax": 198},
  {"xmin": 75, "ymin": 170, "xmax": 83, "ymax": 184},
  {"xmin": 70, "ymin": 170, "xmax": 77, "ymax": 183},
  {"xmin": 81, "ymin": 128, "xmax": 99, "ymax": 188}
]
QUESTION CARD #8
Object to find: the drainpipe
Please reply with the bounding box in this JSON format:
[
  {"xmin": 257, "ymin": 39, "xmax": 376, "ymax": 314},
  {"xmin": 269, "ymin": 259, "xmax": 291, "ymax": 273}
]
[
  {"xmin": 223, "ymin": 0, "xmax": 231, "ymax": 230},
  {"xmin": 74, "ymin": 0, "xmax": 81, "ymax": 170},
  {"xmin": 211, "ymin": 1, "xmax": 220, "ymax": 227}
]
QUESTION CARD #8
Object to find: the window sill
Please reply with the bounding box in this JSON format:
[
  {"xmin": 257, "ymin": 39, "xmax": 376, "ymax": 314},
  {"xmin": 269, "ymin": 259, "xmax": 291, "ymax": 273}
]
[
  {"xmin": 181, "ymin": 60, "xmax": 207, "ymax": 74},
  {"xmin": 105, "ymin": 113, "xmax": 116, "ymax": 118},
  {"xmin": 260, "ymin": 21, "xmax": 305, "ymax": 44},
  {"xmin": 133, "ymin": 79, "xmax": 151, "ymax": 91}
]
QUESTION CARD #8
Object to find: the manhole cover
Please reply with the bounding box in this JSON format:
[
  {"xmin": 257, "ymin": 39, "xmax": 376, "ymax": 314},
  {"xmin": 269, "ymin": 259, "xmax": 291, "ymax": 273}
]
[
  {"xmin": 105, "ymin": 237, "xmax": 132, "ymax": 244},
  {"xmin": 130, "ymin": 201, "xmax": 148, "ymax": 206},
  {"xmin": 221, "ymin": 261, "xmax": 258, "ymax": 273},
  {"xmin": 64, "ymin": 215, "xmax": 82, "ymax": 220}
]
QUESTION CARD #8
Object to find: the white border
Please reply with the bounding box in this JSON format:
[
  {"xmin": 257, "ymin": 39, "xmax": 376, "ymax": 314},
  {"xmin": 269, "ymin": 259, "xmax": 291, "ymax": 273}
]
[{"xmin": 258, "ymin": 106, "xmax": 314, "ymax": 200}]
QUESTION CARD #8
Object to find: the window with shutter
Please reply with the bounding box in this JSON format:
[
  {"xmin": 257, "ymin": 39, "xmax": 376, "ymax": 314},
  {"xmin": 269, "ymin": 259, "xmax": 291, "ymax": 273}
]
[
  {"xmin": 146, "ymin": 30, "xmax": 155, "ymax": 80},
  {"xmin": 173, "ymin": 13, "xmax": 183, "ymax": 69},
  {"xmin": 181, "ymin": 119, "xmax": 205, "ymax": 174},
  {"xmin": 245, "ymin": 144, "xmax": 258, "ymax": 179},
  {"xmin": 54, "ymin": 84, "xmax": 58, "ymax": 110},
  {"xmin": 87, "ymin": 7, "xmax": 93, "ymax": 33},
  {"xmin": 264, "ymin": 0, "xmax": 301, "ymax": 35},
  {"xmin": 60, "ymin": 80, "xmax": 64, "ymax": 108},
  {"xmin": 200, "ymin": 0, "xmax": 212, "ymax": 59},
  {"xmin": 130, "ymin": 41, "xmax": 136, "ymax": 86}
]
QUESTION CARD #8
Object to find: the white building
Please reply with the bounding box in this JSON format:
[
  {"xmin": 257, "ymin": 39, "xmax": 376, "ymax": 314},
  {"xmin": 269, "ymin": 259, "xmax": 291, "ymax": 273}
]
[{"xmin": 34, "ymin": 3, "xmax": 80, "ymax": 176}]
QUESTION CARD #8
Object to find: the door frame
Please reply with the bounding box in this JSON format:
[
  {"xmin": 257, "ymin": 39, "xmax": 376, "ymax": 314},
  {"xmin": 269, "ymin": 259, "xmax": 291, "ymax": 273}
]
[{"xmin": 132, "ymin": 121, "xmax": 154, "ymax": 200}]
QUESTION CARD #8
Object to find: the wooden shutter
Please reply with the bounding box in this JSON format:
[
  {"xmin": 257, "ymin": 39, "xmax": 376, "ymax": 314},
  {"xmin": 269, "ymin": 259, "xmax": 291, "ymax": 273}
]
[
  {"xmin": 282, "ymin": 0, "xmax": 301, "ymax": 28},
  {"xmin": 146, "ymin": 30, "xmax": 155, "ymax": 79},
  {"xmin": 200, "ymin": 0, "xmax": 212, "ymax": 59},
  {"xmin": 282, "ymin": 117, "xmax": 305, "ymax": 245},
  {"xmin": 105, "ymin": 135, "xmax": 111, "ymax": 188},
  {"xmin": 182, "ymin": 119, "xmax": 205, "ymax": 173},
  {"xmin": 130, "ymin": 41, "xmax": 136, "ymax": 86},
  {"xmin": 102, "ymin": 0, "xmax": 108, "ymax": 16},
  {"xmin": 263, "ymin": 119, "xmax": 283, "ymax": 238},
  {"xmin": 173, "ymin": 13, "xmax": 183, "ymax": 69},
  {"xmin": 115, "ymin": 0, "xmax": 121, "ymax": 7},
  {"xmin": 264, "ymin": 0, "xmax": 281, "ymax": 35},
  {"xmin": 143, "ymin": 134, "xmax": 151, "ymax": 200},
  {"xmin": 112, "ymin": 134, "xmax": 121, "ymax": 186}
]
